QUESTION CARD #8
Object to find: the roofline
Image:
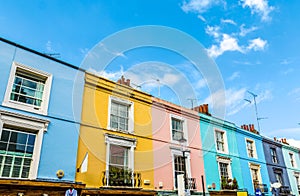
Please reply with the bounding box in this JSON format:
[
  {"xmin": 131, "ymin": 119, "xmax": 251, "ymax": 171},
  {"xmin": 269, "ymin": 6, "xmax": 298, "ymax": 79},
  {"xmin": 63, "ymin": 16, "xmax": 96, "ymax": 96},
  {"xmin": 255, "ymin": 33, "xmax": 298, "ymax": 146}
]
[{"xmin": 0, "ymin": 37, "xmax": 84, "ymax": 72}]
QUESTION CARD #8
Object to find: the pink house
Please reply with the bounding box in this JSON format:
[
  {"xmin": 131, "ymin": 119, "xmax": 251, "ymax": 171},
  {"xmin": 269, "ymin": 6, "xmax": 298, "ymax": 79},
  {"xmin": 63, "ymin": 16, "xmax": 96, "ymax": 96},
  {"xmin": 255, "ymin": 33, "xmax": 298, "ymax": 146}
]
[{"xmin": 152, "ymin": 97, "xmax": 205, "ymax": 194}]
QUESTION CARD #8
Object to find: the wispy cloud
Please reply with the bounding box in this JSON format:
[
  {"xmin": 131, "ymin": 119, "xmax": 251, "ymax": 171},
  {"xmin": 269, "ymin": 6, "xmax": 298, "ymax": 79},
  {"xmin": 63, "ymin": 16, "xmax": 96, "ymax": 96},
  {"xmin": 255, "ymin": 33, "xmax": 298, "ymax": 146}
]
[
  {"xmin": 239, "ymin": 24, "xmax": 258, "ymax": 36},
  {"xmin": 99, "ymin": 42, "xmax": 127, "ymax": 58},
  {"xmin": 267, "ymin": 128, "xmax": 300, "ymax": 142},
  {"xmin": 205, "ymin": 26, "xmax": 221, "ymax": 39},
  {"xmin": 181, "ymin": 0, "xmax": 224, "ymax": 14},
  {"xmin": 228, "ymin": 72, "xmax": 240, "ymax": 81},
  {"xmin": 288, "ymin": 88, "xmax": 300, "ymax": 102},
  {"xmin": 46, "ymin": 41, "xmax": 53, "ymax": 52},
  {"xmin": 281, "ymin": 68, "xmax": 294, "ymax": 75},
  {"xmin": 247, "ymin": 38, "xmax": 267, "ymax": 51},
  {"xmin": 280, "ymin": 59, "xmax": 292, "ymax": 65},
  {"xmin": 240, "ymin": 0, "xmax": 274, "ymax": 21},
  {"xmin": 203, "ymin": 88, "xmax": 247, "ymax": 116},
  {"xmin": 287, "ymin": 138, "xmax": 300, "ymax": 148},
  {"xmin": 88, "ymin": 67, "xmax": 124, "ymax": 81},
  {"xmin": 221, "ymin": 19, "xmax": 237, "ymax": 25},
  {"xmin": 207, "ymin": 34, "xmax": 243, "ymax": 58}
]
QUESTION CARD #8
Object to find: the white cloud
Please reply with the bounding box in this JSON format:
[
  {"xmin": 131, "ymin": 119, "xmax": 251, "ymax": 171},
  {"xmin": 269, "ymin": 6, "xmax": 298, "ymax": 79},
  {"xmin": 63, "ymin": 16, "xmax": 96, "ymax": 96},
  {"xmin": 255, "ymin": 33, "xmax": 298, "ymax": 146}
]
[
  {"xmin": 228, "ymin": 72, "xmax": 240, "ymax": 81},
  {"xmin": 205, "ymin": 26, "xmax": 221, "ymax": 39},
  {"xmin": 247, "ymin": 38, "xmax": 267, "ymax": 51},
  {"xmin": 203, "ymin": 88, "xmax": 247, "ymax": 115},
  {"xmin": 281, "ymin": 68, "xmax": 294, "ymax": 75},
  {"xmin": 88, "ymin": 67, "xmax": 124, "ymax": 81},
  {"xmin": 181, "ymin": 0, "xmax": 223, "ymax": 14},
  {"xmin": 239, "ymin": 24, "xmax": 258, "ymax": 36},
  {"xmin": 287, "ymin": 138, "xmax": 300, "ymax": 149},
  {"xmin": 207, "ymin": 34, "xmax": 243, "ymax": 58},
  {"xmin": 221, "ymin": 19, "xmax": 237, "ymax": 25},
  {"xmin": 240, "ymin": 0, "xmax": 274, "ymax": 21},
  {"xmin": 280, "ymin": 59, "xmax": 292, "ymax": 65},
  {"xmin": 195, "ymin": 79, "xmax": 207, "ymax": 89},
  {"xmin": 288, "ymin": 88, "xmax": 300, "ymax": 102},
  {"xmin": 99, "ymin": 42, "xmax": 127, "ymax": 58},
  {"xmin": 46, "ymin": 41, "xmax": 53, "ymax": 52}
]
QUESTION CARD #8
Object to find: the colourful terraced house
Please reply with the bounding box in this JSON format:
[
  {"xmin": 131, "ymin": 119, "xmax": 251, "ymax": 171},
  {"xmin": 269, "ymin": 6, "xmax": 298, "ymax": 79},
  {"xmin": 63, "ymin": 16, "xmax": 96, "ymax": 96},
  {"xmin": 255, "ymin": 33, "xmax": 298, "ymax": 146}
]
[
  {"xmin": 152, "ymin": 97, "xmax": 205, "ymax": 195},
  {"xmin": 0, "ymin": 37, "xmax": 85, "ymax": 195},
  {"xmin": 75, "ymin": 73, "xmax": 156, "ymax": 195},
  {"xmin": 235, "ymin": 124, "xmax": 271, "ymax": 195},
  {"xmin": 198, "ymin": 105, "xmax": 244, "ymax": 195},
  {"xmin": 281, "ymin": 139, "xmax": 300, "ymax": 195}
]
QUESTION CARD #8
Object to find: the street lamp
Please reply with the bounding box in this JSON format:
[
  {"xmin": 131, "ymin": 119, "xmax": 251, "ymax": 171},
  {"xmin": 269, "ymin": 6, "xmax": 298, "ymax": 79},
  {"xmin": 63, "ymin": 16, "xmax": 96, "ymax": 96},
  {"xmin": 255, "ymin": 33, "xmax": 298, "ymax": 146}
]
[{"xmin": 179, "ymin": 137, "xmax": 189, "ymax": 191}]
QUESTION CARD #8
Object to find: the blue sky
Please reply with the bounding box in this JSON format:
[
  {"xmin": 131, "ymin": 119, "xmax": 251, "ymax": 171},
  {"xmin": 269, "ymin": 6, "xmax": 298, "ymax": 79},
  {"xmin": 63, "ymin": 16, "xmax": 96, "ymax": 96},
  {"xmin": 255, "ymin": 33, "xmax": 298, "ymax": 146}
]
[{"xmin": 1, "ymin": 0, "xmax": 300, "ymax": 146}]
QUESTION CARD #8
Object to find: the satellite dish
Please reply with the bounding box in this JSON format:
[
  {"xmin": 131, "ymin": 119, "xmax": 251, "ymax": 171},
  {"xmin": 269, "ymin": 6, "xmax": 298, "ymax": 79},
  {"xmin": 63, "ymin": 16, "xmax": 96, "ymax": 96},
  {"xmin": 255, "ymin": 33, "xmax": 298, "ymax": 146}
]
[{"xmin": 271, "ymin": 182, "xmax": 281, "ymax": 188}]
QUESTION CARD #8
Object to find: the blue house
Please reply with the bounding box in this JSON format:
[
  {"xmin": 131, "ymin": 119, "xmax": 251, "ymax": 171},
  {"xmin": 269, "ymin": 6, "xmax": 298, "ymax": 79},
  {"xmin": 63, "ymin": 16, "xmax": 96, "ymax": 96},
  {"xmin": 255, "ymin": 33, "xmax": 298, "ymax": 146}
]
[
  {"xmin": 235, "ymin": 124, "xmax": 271, "ymax": 195},
  {"xmin": 262, "ymin": 136, "xmax": 291, "ymax": 195},
  {"xmin": 197, "ymin": 105, "xmax": 243, "ymax": 194},
  {"xmin": 0, "ymin": 38, "xmax": 85, "ymax": 194},
  {"xmin": 281, "ymin": 140, "xmax": 300, "ymax": 195}
]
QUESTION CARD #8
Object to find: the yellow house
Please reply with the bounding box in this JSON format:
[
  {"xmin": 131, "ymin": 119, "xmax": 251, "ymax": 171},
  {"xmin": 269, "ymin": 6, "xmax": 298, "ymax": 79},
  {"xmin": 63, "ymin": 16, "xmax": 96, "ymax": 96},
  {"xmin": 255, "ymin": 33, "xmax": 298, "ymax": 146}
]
[{"xmin": 76, "ymin": 72, "xmax": 155, "ymax": 195}]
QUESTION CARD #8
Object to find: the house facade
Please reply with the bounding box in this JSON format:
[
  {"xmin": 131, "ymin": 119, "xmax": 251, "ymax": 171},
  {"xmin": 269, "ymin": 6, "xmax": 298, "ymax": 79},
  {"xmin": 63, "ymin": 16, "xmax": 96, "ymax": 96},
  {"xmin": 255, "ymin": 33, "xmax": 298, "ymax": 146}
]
[
  {"xmin": 152, "ymin": 97, "xmax": 205, "ymax": 195},
  {"xmin": 198, "ymin": 105, "xmax": 243, "ymax": 194},
  {"xmin": 75, "ymin": 73, "xmax": 156, "ymax": 195},
  {"xmin": 0, "ymin": 37, "xmax": 85, "ymax": 194},
  {"xmin": 281, "ymin": 141, "xmax": 300, "ymax": 195},
  {"xmin": 235, "ymin": 124, "xmax": 271, "ymax": 195},
  {"xmin": 262, "ymin": 137, "xmax": 291, "ymax": 195}
]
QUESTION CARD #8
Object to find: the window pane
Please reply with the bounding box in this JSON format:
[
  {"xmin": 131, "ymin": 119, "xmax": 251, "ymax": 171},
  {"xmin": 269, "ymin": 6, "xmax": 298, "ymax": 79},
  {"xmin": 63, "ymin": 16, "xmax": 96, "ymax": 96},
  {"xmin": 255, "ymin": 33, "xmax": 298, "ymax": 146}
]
[
  {"xmin": 12, "ymin": 165, "xmax": 21, "ymax": 178},
  {"xmin": 0, "ymin": 128, "xmax": 35, "ymax": 179},
  {"xmin": 110, "ymin": 102, "xmax": 129, "ymax": 131},
  {"xmin": 0, "ymin": 130, "xmax": 10, "ymax": 142},
  {"xmin": 27, "ymin": 135, "xmax": 36, "ymax": 146}
]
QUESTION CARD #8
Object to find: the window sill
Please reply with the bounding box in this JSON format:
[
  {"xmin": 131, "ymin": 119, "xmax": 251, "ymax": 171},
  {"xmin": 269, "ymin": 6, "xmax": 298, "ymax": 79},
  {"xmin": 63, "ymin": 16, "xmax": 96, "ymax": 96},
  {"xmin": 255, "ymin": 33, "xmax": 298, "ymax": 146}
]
[{"xmin": 2, "ymin": 100, "xmax": 47, "ymax": 115}]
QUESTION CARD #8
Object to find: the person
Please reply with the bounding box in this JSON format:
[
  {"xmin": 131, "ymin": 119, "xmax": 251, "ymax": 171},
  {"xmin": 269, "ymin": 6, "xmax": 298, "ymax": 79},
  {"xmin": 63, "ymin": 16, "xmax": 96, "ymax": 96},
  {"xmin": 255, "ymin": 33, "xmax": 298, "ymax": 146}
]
[{"xmin": 65, "ymin": 185, "xmax": 77, "ymax": 196}]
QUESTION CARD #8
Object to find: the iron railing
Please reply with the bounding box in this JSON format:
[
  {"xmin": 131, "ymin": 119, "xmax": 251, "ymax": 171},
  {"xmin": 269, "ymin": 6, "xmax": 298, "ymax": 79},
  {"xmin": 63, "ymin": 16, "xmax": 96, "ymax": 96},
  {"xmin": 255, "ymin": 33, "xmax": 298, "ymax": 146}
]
[
  {"xmin": 185, "ymin": 177, "xmax": 197, "ymax": 190},
  {"xmin": 101, "ymin": 167, "xmax": 142, "ymax": 187},
  {"xmin": 254, "ymin": 183, "xmax": 268, "ymax": 193},
  {"xmin": 279, "ymin": 186, "xmax": 291, "ymax": 195}
]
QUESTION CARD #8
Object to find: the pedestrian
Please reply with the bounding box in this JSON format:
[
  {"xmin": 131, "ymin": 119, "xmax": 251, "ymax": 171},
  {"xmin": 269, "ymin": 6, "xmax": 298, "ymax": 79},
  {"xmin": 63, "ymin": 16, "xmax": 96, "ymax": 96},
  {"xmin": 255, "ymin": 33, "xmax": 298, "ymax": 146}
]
[{"xmin": 65, "ymin": 185, "xmax": 77, "ymax": 196}]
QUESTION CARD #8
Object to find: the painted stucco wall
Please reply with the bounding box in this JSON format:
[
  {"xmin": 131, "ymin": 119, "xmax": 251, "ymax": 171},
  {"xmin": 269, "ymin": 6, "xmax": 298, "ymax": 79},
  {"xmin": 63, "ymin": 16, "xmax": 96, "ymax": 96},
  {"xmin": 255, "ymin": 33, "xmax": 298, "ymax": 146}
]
[
  {"xmin": 262, "ymin": 138, "xmax": 291, "ymax": 188},
  {"xmin": 152, "ymin": 98, "xmax": 205, "ymax": 192},
  {"xmin": 235, "ymin": 128, "xmax": 270, "ymax": 195},
  {"xmin": 0, "ymin": 39, "xmax": 84, "ymax": 181},
  {"xmin": 282, "ymin": 144, "xmax": 300, "ymax": 195},
  {"xmin": 199, "ymin": 113, "xmax": 243, "ymax": 192},
  {"xmin": 76, "ymin": 73, "xmax": 154, "ymax": 189}
]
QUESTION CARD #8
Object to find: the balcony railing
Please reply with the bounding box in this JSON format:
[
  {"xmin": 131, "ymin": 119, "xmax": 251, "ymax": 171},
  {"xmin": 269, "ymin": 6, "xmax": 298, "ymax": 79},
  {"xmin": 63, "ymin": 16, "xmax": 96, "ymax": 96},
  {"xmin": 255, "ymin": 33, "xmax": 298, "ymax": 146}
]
[
  {"xmin": 101, "ymin": 167, "xmax": 142, "ymax": 188},
  {"xmin": 279, "ymin": 186, "xmax": 291, "ymax": 195},
  {"xmin": 254, "ymin": 183, "xmax": 268, "ymax": 193},
  {"xmin": 185, "ymin": 178, "xmax": 197, "ymax": 190}
]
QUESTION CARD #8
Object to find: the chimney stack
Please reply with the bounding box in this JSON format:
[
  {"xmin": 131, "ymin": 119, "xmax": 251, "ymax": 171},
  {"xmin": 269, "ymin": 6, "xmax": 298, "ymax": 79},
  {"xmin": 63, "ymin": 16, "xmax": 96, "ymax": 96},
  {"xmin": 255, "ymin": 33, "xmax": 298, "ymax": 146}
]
[
  {"xmin": 117, "ymin": 76, "xmax": 131, "ymax": 87},
  {"xmin": 193, "ymin": 104, "xmax": 211, "ymax": 116}
]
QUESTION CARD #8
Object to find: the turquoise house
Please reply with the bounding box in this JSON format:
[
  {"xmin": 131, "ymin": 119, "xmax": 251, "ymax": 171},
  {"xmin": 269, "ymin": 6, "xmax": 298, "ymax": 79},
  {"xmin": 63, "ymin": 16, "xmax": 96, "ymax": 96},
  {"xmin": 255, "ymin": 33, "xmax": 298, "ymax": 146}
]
[
  {"xmin": 197, "ymin": 105, "xmax": 243, "ymax": 193},
  {"xmin": 235, "ymin": 124, "xmax": 271, "ymax": 195},
  {"xmin": 281, "ymin": 141, "xmax": 300, "ymax": 195}
]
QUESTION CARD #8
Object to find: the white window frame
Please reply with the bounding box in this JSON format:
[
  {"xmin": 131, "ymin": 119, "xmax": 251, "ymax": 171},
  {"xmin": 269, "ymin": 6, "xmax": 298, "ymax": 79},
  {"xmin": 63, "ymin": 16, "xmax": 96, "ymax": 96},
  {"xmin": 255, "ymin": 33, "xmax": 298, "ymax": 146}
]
[
  {"xmin": 270, "ymin": 148, "xmax": 278, "ymax": 164},
  {"xmin": 249, "ymin": 163, "xmax": 262, "ymax": 189},
  {"xmin": 289, "ymin": 152, "xmax": 297, "ymax": 168},
  {"xmin": 245, "ymin": 138, "xmax": 257, "ymax": 158},
  {"xmin": 217, "ymin": 156, "xmax": 232, "ymax": 181},
  {"xmin": 3, "ymin": 62, "xmax": 52, "ymax": 115},
  {"xmin": 214, "ymin": 129, "xmax": 228, "ymax": 154},
  {"xmin": 104, "ymin": 134, "xmax": 136, "ymax": 177},
  {"xmin": 169, "ymin": 114, "xmax": 188, "ymax": 144},
  {"xmin": 0, "ymin": 110, "xmax": 49, "ymax": 179},
  {"xmin": 107, "ymin": 96, "xmax": 134, "ymax": 133},
  {"xmin": 171, "ymin": 148, "xmax": 191, "ymax": 190}
]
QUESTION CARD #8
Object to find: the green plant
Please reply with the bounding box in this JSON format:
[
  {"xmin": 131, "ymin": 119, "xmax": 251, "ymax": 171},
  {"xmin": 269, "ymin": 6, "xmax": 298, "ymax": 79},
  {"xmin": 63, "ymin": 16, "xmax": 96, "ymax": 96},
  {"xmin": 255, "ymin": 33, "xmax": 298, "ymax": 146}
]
[{"xmin": 232, "ymin": 177, "xmax": 238, "ymax": 189}]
